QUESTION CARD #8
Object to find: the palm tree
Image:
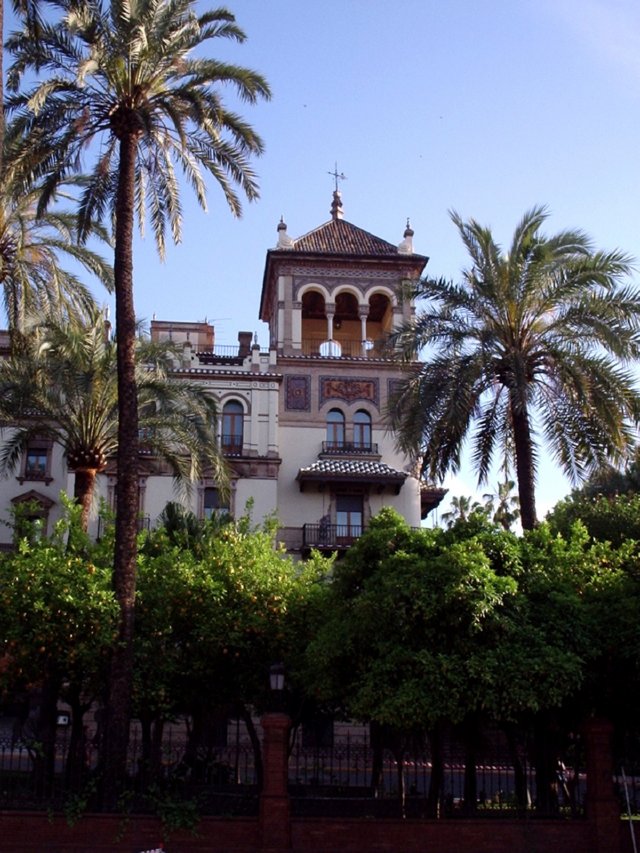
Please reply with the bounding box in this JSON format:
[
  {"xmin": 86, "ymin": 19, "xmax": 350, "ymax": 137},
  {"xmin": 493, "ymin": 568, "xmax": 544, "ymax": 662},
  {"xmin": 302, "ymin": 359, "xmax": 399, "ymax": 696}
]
[
  {"xmin": 0, "ymin": 173, "xmax": 113, "ymax": 338},
  {"xmin": 0, "ymin": 308, "xmax": 227, "ymax": 531},
  {"xmin": 390, "ymin": 206, "xmax": 640, "ymax": 531},
  {"xmin": 440, "ymin": 494, "xmax": 483, "ymax": 527},
  {"xmin": 482, "ymin": 479, "xmax": 520, "ymax": 531},
  {"xmin": 6, "ymin": 0, "xmax": 269, "ymax": 793}
]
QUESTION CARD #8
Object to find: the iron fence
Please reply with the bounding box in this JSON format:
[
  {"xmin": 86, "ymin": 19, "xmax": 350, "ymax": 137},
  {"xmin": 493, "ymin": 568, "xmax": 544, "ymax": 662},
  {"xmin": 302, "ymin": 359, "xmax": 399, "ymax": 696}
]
[
  {"xmin": 0, "ymin": 725, "xmax": 588, "ymax": 820},
  {"xmin": 0, "ymin": 729, "xmax": 259, "ymax": 816},
  {"xmin": 288, "ymin": 737, "xmax": 586, "ymax": 819}
]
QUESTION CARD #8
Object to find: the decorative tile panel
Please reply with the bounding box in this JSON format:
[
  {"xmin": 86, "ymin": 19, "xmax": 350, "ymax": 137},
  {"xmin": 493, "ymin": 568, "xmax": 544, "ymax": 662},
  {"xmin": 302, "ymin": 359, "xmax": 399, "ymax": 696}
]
[
  {"xmin": 285, "ymin": 375, "xmax": 311, "ymax": 411},
  {"xmin": 320, "ymin": 376, "xmax": 379, "ymax": 408}
]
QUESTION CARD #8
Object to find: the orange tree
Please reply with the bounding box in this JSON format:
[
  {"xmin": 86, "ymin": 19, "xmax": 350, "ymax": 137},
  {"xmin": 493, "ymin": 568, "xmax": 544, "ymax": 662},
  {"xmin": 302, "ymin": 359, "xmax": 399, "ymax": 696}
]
[
  {"xmin": 304, "ymin": 508, "xmax": 639, "ymax": 814},
  {"xmin": 133, "ymin": 514, "xmax": 331, "ymax": 788},
  {"xmin": 0, "ymin": 500, "xmax": 117, "ymax": 793}
]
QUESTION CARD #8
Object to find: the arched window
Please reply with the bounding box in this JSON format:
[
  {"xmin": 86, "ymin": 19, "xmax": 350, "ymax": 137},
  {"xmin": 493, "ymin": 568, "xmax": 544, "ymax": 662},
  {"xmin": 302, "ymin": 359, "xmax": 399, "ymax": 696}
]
[
  {"xmin": 353, "ymin": 410, "xmax": 372, "ymax": 450},
  {"xmin": 222, "ymin": 401, "xmax": 244, "ymax": 454},
  {"xmin": 326, "ymin": 409, "xmax": 345, "ymax": 450}
]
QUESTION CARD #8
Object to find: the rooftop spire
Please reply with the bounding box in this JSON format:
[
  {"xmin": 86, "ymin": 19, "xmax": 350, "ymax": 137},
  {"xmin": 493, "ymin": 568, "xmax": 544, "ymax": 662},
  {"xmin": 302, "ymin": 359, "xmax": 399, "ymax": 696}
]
[
  {"xmin": 327, "ymin": 162, "xmax": 347, "ymax": 221},
  {"xmin": 330, "ymin": 190, "xmax": 344, "ymax": 221}
]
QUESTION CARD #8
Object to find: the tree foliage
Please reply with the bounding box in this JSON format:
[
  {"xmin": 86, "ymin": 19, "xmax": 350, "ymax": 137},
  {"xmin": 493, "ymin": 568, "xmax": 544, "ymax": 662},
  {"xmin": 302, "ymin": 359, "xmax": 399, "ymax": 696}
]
[
  {"xmin": 0, "ymin": 310, "xmax": 227, "ymax": 530},
  {"xmin": 389, "ymin": 207, "xmax": 640, "ymax": 530},
  {"xmin": 305, "ymin": 507, "xmax": 640, "ymax": 734}
]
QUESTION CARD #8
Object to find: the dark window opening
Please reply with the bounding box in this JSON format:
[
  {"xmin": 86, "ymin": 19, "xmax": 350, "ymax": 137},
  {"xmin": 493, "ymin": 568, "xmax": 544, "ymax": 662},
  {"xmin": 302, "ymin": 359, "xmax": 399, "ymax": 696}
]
[
  {"xmin": 222, "ymin": 401, "xmax": 244, "ymax": 454},
  {"xmin": 326, "ymin": 409, "xmax": 345, "ymax": 449},
  {"xmin": 353, "ymin": 410, "xmax": 372, "ymax": 450},
  {"xmin": 336, "ymin": 495, "xmax": 363, "ymax": 541}
]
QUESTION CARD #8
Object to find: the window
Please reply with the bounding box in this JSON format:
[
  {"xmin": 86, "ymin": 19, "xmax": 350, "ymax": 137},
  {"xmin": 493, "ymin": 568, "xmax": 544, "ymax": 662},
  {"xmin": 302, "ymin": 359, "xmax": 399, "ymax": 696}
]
[
  {"xmin": 25, "ymin": 448, "xmax": 48, "ymax": 479},
  {"xmin": 326, "ymin": 409, "xmax": 345, "ymax": 450},
  {"xmin": 222, "ymin": 401, "xmax": 244, "ymax": 454},
  {"xmin": 336, "ymin": 495, "xmax": 363, "ymax": 541},
  {"xmin": 20, "ymin": 440, "xmax": 53, "ymax": 483},
  {"xmin": 353, "ymin": 410, "xmax": 372, "ymax": 450},
  {"xmin": 203, "ymin": 487, "xmax": 230, "ymax": 521},
  {"xmin": 11, "ymin": 490, "xmax": 54, "ymax": 542}
]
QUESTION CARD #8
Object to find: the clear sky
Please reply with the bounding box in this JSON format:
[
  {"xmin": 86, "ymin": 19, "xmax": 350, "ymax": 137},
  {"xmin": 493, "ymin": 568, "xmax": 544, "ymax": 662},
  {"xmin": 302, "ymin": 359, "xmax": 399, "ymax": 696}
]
[{"xmin": 9, "ymin": 0, "xmax": 640, "ymax": 519}]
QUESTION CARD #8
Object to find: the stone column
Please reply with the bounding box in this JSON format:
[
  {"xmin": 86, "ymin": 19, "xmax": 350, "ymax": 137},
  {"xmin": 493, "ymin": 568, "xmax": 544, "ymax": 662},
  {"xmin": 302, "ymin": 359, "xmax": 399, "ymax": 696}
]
[
  {"xmin": 259, "ymin": 712, "xmax": 291, "ymax": 852},
  {"xmin": 359, "ymin": 306, "xmax": 369, "ymax": 354},
  {"xmin": 326, "ymin": 303, "xmax": 336, "ymax": 340},
  {"xmin": 585, "ymin": 717, "xmax": 622, "ymax": 853}
]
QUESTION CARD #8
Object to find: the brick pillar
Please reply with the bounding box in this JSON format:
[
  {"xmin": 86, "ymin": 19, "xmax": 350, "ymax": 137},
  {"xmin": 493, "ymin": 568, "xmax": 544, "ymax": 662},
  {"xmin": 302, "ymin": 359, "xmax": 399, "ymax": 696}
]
[
  {"xmin": 260, "ymin": 712, "xmax": 291, "ymax": 852},
  {"xmin": 585, "ymin": 717, "xmax": 622, "ymax": 853}
]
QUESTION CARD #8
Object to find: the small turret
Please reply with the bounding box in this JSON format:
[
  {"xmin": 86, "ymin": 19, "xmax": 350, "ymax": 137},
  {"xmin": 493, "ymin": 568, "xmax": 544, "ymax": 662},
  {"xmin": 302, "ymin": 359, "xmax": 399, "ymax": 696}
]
[
  {"xmin": 277, "ymin": 216, "xmax": 294, "ymax": 249},
  {"xmin": 398, "ymin": 218, "xmax": 414, "ymax": 254}
]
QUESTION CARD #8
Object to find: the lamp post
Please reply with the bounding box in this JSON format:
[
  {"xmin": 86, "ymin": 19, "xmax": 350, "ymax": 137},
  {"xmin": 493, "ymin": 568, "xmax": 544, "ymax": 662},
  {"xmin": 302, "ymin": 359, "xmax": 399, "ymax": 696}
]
[
  {"xmin": 269, "ymin": 663, "xmax": 284, "ymax": 711},
  {"xmin": 260, "ymin": 663, "xmax": 291, "ymax": 851}
]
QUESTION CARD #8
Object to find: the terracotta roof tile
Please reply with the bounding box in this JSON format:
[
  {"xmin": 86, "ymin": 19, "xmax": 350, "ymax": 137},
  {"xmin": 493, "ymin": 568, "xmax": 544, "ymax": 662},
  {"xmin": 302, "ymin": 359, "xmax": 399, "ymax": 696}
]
[
  {"xmin": 292, "ymin": 219, "xmax": 398, "ymax": 256},
  {"xmin": 298, "ymin": 458, "xmax": 407, "ymax": 480}
]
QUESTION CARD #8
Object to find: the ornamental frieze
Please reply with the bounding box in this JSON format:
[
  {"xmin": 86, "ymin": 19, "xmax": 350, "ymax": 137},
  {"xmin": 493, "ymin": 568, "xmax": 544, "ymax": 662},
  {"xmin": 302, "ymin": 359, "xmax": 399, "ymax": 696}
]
[{"xmin": 320, "ymin": 376, "xmax": 379, "ymax": 408}]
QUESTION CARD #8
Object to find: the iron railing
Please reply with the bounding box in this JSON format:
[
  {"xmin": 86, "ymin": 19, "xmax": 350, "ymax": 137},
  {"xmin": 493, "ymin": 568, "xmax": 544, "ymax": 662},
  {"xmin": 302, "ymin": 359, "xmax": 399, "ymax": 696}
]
[
  {"xmin": 221, "ymin": 434, "xmax": 243, "ymax": 455},
  {"xmin": 0, "ymin": 727, "xmax": 588, "ymax": 819},
  {"xmin": 302, "ymin": 523, "xmax": 363, "ymax": 549},
  {"xmin": 321, "ymin": 441, "xmax": 378, "ymax": 455}
]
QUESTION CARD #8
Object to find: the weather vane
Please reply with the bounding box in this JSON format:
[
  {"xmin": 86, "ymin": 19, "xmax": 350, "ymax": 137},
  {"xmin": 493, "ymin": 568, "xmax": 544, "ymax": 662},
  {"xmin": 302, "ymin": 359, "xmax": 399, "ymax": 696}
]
[{"xmin": 328, "ymin": 162, "xmax": 347, "ymax": 192}]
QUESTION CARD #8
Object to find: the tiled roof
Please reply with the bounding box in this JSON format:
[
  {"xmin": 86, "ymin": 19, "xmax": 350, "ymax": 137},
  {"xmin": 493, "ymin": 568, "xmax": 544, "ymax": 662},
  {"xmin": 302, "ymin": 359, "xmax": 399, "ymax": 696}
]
[
  {"xmin": 298, "ymin": 458, "xmax": 407, "ymax": 480},
  {"xmin": 292, "ymin": 219, "xmax": 399, "ymax": 256}
]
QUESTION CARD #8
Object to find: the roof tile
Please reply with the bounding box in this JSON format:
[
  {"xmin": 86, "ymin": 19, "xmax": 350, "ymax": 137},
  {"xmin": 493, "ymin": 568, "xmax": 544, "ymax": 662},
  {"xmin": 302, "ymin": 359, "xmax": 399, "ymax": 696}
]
[
  {"xmin": 293, "ymin": 219, "xmax": 398, "ymax": 256},
  {"xmin": 298, "ymin": 459, "xmax": 406, "ymax": 479}
]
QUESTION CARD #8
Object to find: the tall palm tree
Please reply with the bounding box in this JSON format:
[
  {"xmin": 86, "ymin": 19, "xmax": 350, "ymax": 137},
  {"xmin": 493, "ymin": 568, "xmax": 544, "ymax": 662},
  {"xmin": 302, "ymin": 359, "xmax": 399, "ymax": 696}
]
[
  {"xmin": 390, "ymin": 207, "xmax": 640, "ymax": 531},
  {"xmin": 6, "ymin": 0, "xmax": 269, "ymax": 793},
  {"xmin": 0, "ymin": 309, "xmax": 226, "ymax": 531}
]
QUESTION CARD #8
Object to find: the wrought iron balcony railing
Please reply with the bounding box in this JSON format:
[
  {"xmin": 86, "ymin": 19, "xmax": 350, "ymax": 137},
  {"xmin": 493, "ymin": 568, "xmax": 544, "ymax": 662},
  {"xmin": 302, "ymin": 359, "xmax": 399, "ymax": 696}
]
[
  {"xmin": 221, "ymin": 434, "xmax": 243, "ymax": 455},
  {"xmin": 321, "ymin": 441, "xmax": 378, "ymax": 455},
  {"xmin": 302, "ymin": 523, "xmax": 364, "ymax": 549}
]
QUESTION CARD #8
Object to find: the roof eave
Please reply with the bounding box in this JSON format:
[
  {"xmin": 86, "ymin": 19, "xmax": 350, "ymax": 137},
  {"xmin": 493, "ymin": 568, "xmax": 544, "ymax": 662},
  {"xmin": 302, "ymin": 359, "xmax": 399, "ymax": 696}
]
[{"xmin": 296, "ymin": 470, "xmax": 407, "ymax": 494}]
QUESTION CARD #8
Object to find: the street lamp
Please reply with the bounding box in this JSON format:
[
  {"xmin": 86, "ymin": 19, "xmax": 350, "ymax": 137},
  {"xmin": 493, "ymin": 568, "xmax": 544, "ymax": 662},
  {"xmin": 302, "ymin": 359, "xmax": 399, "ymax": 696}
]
[{"xmin": 269, "ymin": 662, "xmax": 285, "ymax": 693}]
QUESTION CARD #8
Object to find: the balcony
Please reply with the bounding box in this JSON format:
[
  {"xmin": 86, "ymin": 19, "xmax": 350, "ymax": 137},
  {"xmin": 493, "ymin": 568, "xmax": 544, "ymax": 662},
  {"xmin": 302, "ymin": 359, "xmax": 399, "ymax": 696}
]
[
  {"xmin": 221, "ymin": 434, "xmax": 243, "ymax": 456},
  {"xmin": 300, "ymin": 337, "xmax": 392, "ymax": 359},
  {"xmin": 321, "ymin": 441, "xmax": 378, "ymax": 455},
  {"xmin": 196, "ymin": 344, "xmax": 250, "ymax": 365},
  {"xmin": 302, "ymin": 522, "xmax": 364, "ymax": 551}
]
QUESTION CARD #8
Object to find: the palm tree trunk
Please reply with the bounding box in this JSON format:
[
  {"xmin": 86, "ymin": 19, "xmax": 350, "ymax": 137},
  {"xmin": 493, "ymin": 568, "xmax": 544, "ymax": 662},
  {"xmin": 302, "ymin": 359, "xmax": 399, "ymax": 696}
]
[
  {"xmin": 102, "ymin": 131, "xmax": 140, "ymax": 808},
  {"xmin": 0, "ymin": 0, "xmax": 4, "ymax": 171},
  {"xmin": 72, "ymin": 467, "xmax": 97, "ymax": 532},
  {"xmin": 510, "ymin": 397, "xmax": 537, "ymax": 530}
]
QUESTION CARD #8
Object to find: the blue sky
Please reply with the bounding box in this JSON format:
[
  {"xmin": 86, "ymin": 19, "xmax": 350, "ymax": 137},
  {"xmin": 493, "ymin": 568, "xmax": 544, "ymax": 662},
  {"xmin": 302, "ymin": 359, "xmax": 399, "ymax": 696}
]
[{"xmin": 8, "ymin": 0, "xmax": 640, "ymax": 518}]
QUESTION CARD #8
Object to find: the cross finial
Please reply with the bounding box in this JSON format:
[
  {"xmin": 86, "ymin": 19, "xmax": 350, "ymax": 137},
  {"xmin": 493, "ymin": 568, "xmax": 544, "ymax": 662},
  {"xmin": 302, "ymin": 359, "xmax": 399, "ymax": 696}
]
[{"xmin": 328, "ymin": 162, "xmax": 347, "ymax": 192}]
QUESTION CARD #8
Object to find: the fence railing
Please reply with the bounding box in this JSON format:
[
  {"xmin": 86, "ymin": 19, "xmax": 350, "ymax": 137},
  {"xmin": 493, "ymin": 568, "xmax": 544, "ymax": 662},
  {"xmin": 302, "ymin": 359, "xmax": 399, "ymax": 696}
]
[
  {"xmin": 302, "ymin": 523, "xmax": 363, "ymax": 549},
  {"xmin": 300, "ymin": 338, "xmax": 393, "ymax": 359},
  {"xmin": 0, "ymin": 726, "xmax": 589, "ymax": 820},
  {"xmin": 321, "ymin": 441, "xmax": 378, "ymax": 455}
]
